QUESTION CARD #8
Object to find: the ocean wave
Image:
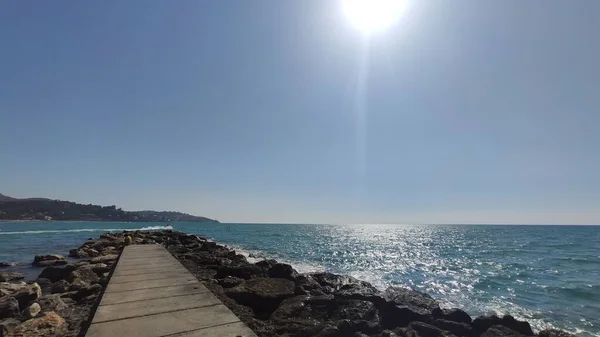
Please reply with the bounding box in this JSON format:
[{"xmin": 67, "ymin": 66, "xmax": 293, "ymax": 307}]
[{"xmin": 0, "ymin": 225, "xmax": 173, "ymax": 235}]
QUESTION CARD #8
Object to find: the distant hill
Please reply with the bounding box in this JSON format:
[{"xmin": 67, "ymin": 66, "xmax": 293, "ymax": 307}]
[{"xmin": 0, "ymin": 193, "xmax": 218, "ymax": 223}]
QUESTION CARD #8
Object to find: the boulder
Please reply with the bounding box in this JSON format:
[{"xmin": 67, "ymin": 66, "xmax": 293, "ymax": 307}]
[
  {"xmin": 380, "ymin": 286, "xmax": 439, "ymax": 328},
  {"xmin": 22, "ymin": 303, "xmax": 41, "ymax": 319},
  {"xmin": 11, "ymin": 283, "xmax": 41, "ymax": 310},
  {"xmin": 268, "ymin": 263, "xmax": 299, "ymax": 280},
  {"xmin": 471, "ymin": 315, "xmax": 533, "ymax": 336},
  {"xmin": 431, "ymin": 319, "xmax": 473, "ymax": 337},
  {"xmin": 51, "ymin": 280, "xmax": 71, "ymax": 294},
  {"xmin": 217, "ymin": 276, "xmax": 244, "ymax": 288},
  {"xmin": 0, "ymin": 318, "xmax": 19, "ymax": 337},
  {"xmin": 0, "ymin": 274, "xmax": 23, "ymax": 283},
  {"xmin": 0, "ymin": 263, "xmax": 16, "ymax": 269},
  {"xmin": 32, "ymin": 278, "xmax": 52, "ymax": 294},
  {"xmin": 480, "ymin": 325, "xmax": 526, "ymax": 337},
  {"xmin": 0, "ymin": 298, "xmax": 19, "ymax": 319},
  {"xmin": 335, "ymin": 282, "xmax": 384, "ymax": 305},
  {"xmin": 294, "ymin": 274, "xmax": 327, "ymax": 296},
  {"xmin": 538, "ymin": 329, "xmax": 576, "ymax": 337},
  {"xmin": 38, "ymin": 265, "xmax": 76, "ymax": 283},
  {"xmin": 255, "ymin": 259, "xmax": 278, "ymax": 270},
  {"xmin": 4, "ymin": 311, "xmax": 66, "ymax": 337},
  {"xmin": 310, "ymin": 273, "xmax": 367, "ymax": 293},
  {"xmin": 433, "ymin": 308, "xmax": 472, "ymax": 324},
  {"xmin": 73, "ymin": 284, "xmax": 102, "ymax": 302},
  {"xmin": 66, "ymin": 265, "xmax": 100, "ymax": 284},
  {"xmin": 225, "ymin": 277, "xmax": 295, "ymax": 318},
  {"xmin": 34, "ymin": 295, "xmax": 69, "ymax": 314},
  {"xmin": 89, "ymin": 254, "xmax": 118, "ymax": 264},
  {"xmin": 406, "ymin": 321, "xmax": 457, "ymax": 337},
  {"xmin": 32, "ymin": 255, "xmax": 67, "ymax": 267},
  {"xmin": 0, "ymin": 283, "xmax": 25, "ymax": 298},
  {"xmin": 215, "ymin": 265, "xmax": 267, "ymax": 280},
  {"xmin": 270, "ymin": 295, "xmax": 381, "ymax": 336}
]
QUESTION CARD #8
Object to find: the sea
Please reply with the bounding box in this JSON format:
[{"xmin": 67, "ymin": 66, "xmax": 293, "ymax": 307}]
[{"xmin": 0, "ymin": 222, "xmax": 598, "ymax": 336}]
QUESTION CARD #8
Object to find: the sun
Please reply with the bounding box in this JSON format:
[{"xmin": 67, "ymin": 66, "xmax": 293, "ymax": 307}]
[{"xmin": 343, "ymin": 0, "xmax": 407, "ymax": 34}]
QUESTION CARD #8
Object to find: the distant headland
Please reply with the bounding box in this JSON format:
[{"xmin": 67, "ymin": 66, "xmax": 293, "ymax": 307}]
[{"xmin": 0, "ymin": 193, "xmax": 219, "ymax": 223}]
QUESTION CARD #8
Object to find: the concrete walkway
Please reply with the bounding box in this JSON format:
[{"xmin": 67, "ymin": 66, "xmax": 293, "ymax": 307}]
[{"xmin": 85, "ymin": 245, "xmax": 257, "ymax": 337}]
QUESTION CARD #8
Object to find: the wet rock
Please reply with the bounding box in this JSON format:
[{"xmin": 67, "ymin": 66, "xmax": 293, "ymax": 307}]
[
  {"xmin": 294, "ymin": 274, "xmax": 327, "ymax": 296},
  {"xmin": 217, "ymin": 276, "xmax": 244, "ymax": 288},
  {"xmin": 433, "ymin": 308, "xmax": 472, "ymax": 324},
  {"xmin": 268, "ymin": 263, "xmax": 299, "ymax": 280},
  {"xmin": 480, "ymin": 325, "xmax": 526, "ymax": 337},
  {"xmin": 255, "ymin": 259, "xmax": 278, "ymax": 270},
  {"xmin": 0, "ymin": 297, "xmax": 19, "ymax": 319},
  {"xmin": 380, "ymin": 286, "xmax": 439, "ymax": 328},
  {"xmin": 32, "ymin": 254, "xmax": 67, "ymax": 267},
  {"xmin": 472, "ymin": 315, "xmax": 533, "ymax": 336},
  {"xmin": 335, "ymin": 282, "xmax": 384, "ymax": 305},
  {"xmin": 311, "ymin": 273, "xmax": 367, "ymax": 293},
  {"xmin": 22, "ymin": 303, "xmax": 41, "ymax": 319},
  {"xmin": 406, "ymin": 321, "xmax": 457, "ymax": 337},
  {"xmin": 32, "ymin": 278, "xmax": 52, "ymax": 294},
  {"xmin": 0, "ymin": 274, "xmax": 23, "ymax": 283},
  {"xmin": 0, "ymin": 263, "xmax": 15, "ymax": 269},
  {"xmin": 431, "ymin": 319, "xmax": 473, "ymax": 337},
  {"xmin": 38, "ymin": 265, "xmax": 76, "ymax": 283},
  {"xmin": 5, "ymin": 311, "xmax": 66, "ymax": 337},
  {"xmin": 0, "ymin": 318, "xmax": 19, "ymax": 337},
  {"xmin": 538, "ymin": 329, "xmax": 576, "ymax": 337},
  {"xmin": 51, "ymin": 280, "xmax": 71, "ymax": 294},
  {"xmin": 225, "ymin": 277, "xmax": 295, "ymax": 318}
]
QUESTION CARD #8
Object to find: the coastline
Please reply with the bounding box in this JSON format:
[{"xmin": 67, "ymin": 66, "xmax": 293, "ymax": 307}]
[{"xmin": 0, "ymin": 230, "xmax": 583, "ymax": 337}]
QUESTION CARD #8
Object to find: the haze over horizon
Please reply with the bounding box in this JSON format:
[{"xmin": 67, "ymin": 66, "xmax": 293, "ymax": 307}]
[{"xmin": 1, "ymin": 1, "xmax": 599, "ymax": 225}]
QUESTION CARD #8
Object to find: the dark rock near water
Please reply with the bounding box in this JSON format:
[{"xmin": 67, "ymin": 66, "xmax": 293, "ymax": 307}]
[
  {"xmin": 32, "ymin": 254, "xmax": 67, "ymax": 267},
  {"xmin": 433, "ymin": 308, "xmax": 472, "ymax": 324},
  {"xmin": 0, "ymin": 263, "xmax": 15, "ymax": 269},
  {"xmin": 0, "ymin": 274, "xmax": 23, "ymax": 283},
  {"xmin": 0, "ymin": 297, "xmax": 19, "ymax": 319},
  {"xmin": 538, "ymin": 329, "xmax": 576, "ymax": 337},
  {"xmin": 480, "ymin": 325, "xmax": 525, "ymax": 337},
  {"xmin": 216, "ymin": 264, "xmax": 268, "ymax": 280},
  {"xmin": 472, "ymin": 315, "xmax": 533, "ymax": 336},
  {"xmin": 268, "ymin": 263, "xmax": 299, "ymax": 280},
  {"xmin": 38, "ymin": 265, "xmax": 76, "ymax": 283},
  {"xmin": 226, "ymin": 277, "xmax": 295, "ymax": 318},
  {"xmin": 51, "ymin": 280, "xmax": 71, "ymax": 294},
  {"xmin": 406, "ymin": 321, "xmax": 457, "ymax": 337},
  {"xmin": 379, "ymin": 286, "xmax": 439, "ymax": 328},
  {"xmin": 431, "ymin": 319, "xmax": 473, "ymax": 337}
]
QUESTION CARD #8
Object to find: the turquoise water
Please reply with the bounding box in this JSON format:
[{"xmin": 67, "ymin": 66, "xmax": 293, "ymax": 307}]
[{"xmin": 0, "ymin": 222, "xmax": 598, "ymax": 336}]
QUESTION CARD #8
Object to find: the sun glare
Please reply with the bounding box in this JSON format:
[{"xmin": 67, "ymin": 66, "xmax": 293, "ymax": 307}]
[{"xmin": 343, "ymin": 0, "xmax": 406, "ymax": 34}]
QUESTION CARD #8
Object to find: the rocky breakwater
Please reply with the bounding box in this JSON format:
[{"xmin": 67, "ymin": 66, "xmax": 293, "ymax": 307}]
[
  {"xmin": 77, "ymin": 230, "xmax": 572, "ymax": 337},
  {"xmin": 0, "ymin": 233, "xmax": 123, "ymax": 337}
]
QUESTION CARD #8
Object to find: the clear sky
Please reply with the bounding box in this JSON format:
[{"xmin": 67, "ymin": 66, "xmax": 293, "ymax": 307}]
[{"xmin": 1, "ymin": 1, "xmax": 599, "ymax": 224}]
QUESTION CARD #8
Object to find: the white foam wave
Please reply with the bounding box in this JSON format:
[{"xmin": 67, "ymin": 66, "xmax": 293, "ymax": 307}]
[{"xmin": 0, "ymin": 225, "xmax": 173, "ymax": 235}]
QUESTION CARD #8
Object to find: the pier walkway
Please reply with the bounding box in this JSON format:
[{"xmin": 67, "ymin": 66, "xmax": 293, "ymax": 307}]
[{"xmin": 85, "ymin": 244, "xmax": 257, "ymax": 337}]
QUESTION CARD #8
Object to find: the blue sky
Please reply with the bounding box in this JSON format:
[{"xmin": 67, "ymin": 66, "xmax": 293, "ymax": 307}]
[{"xmin": 1, "ymin": 1, "xmax": 599, "ymax": 224}]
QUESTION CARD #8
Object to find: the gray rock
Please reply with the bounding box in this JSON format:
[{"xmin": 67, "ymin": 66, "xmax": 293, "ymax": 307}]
[
  {"xmin": 32, "ymin": 254, "xmax": 67, "ymax": 267},
  {"xmin": 432, "ymin": 319, "xmax": 473, "ymax": 337},
  {"xmin": 406, "ymin": 321, "xmax": 457, "ymax": 337},
  {"xmin": 538, "ymin": 329, "xmax": 576, "ymax": 337},
  {"xmin": 0, "ymin": 297, "xmax": 19, "ymax": 319},
  {"xmin": 217, "ymin": 276, "xmax": 244, "ymax": 288},
  {"xmin": 88, "ymin": 254, "xmax": 118, "ymax": 264},
  {"xmin": 66, "ymin": 265, "xmax": 100, "ymax": 285},
  {"xmin": 472, "ymin": 315, "xmax": 533, "ymax": 336},
  {"xmin": 0, "ymin": 273, "xmax": 24, "ymax": 283},
  {"xmin": 480, "ymin": 325, "xmax": 526, "ymax": 337},
  {"xmin": 433, "ymin": 308, "xmax": 472, "ymax": 324},
  {"xmin": 51, "ymin": 280, "xmax": 71, "ymax": 294},
  {"xmin": 35, "ymin": 295, "xmax": 69, "ymax": 313},
  {"xmin": 0, "ymin": 318, "xmax": 20, "ymax": 337},
  {"xmin": 380, "ymin": 286, "xmax": 439, "ymax": 328},
  {"xmin": 38, "ymin": 265, "xmax": 76, "ymax": 283},
  {"xmin": 0, "ymin": 263, "xmax": 16, "ymax": 269},
  {"xmin": 12, "ymin": 283, "xmax": 42, "ymax": 310},
  {"xmin": 225, "ymin": 277, "xmax": 295, "ymax": 318},
  {"xmin": 268, "ymin": 263, "xmax": 299, "ymax": 280}
]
